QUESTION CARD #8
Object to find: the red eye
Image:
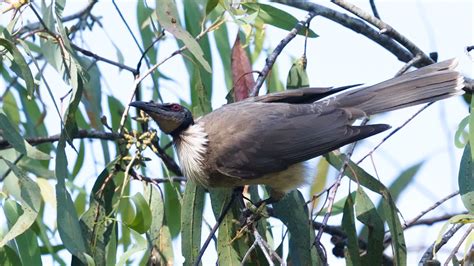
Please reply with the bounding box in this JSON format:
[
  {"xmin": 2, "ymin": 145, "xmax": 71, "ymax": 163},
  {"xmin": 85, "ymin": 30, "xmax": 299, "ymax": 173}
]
[{"xmin": 170, "ymin": 104, "xmax": 181, "ymax": 111}]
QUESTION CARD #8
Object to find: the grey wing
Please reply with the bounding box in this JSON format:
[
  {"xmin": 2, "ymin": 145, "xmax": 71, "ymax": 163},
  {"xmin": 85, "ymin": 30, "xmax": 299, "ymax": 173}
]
[{"xmin": 203, "ymin": 102, "xmax": 389, "ymax": 179}]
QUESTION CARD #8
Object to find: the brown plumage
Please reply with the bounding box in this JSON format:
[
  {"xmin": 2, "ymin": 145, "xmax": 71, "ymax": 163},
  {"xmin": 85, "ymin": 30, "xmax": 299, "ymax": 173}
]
[{"xmin": 130, "ymin": 59, "xmax": 464, "ymax": 201}]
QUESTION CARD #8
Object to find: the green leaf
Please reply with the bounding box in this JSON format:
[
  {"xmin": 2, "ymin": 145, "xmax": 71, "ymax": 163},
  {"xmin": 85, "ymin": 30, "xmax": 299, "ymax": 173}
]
[
  {"xmin": 55, "ymin": 136, "xmax": 89, "ymax": 263},
  {"xmin": 0, "ymin": 158, "xmax": 42, "ymax": 248},
  {"xmin": 242, "ymin": 3, "xmax": 318, "ymax": 38},
  {"xmin": 0, "ymin": 112, "xmax": 50, "ymax": 160},
  {"xmin": 309, "ymin": 157, "xmax": 329, "ymax": 209},
  {"xmin": 318, "ymin": 191, "xmax": 357, "ymax": 216},
  {"xmin": 123, "ymin": 193, "xmax": 153, "ymax": 234},
  {"xmin": 181, "ymin": 180, "xmax": 205, "ymax": 265},
  {"xmin": 325, "ymin": 152, "xmax": 407, "ymax": 264},
  {"xmin": 191, "ymin": 67, "xmax": 212, "ymax": 116},
  {"xmin": 155, "ymin": 0, "xmax": 211, "ymax": 72},
  {"xmin": 0, "ymin": 244, "xmax": 22, "ymax": 266},
  {"xmin": 209, "ymin": 188, "xmax": 241, "ymax": 265},
  {"xmin": 273, "ymin": 190, "xmax": 320, "ymax": 265},
  {"xmin": 145, "ymin": 184, "xmax": 165, "ymax": 236},
  {"xmin": 0, "ymin": 38, "xmax": 35, "ymax": 98},
  {"xmin": 80, "ymin": 160, "xmax": 117, "ymax": 265},
  {"xmin": 286, "ymin": 56, "xmax": 309, "ymax": 89},
  {"xmin": 2, "ymin": 91, "xmax": 20, "ymax": 127},
  {"xmin": 354, "ymin": 187, "xmax": 384, "ymax": 266},
  {"xmin": 2, "ymin": 199, "xmax": 41, "ymax": 265},
  {"xmin": 341, "ymin": 194, "xmax": 361, "ymax": 266},
  {"xmin": 459, "ymin": 144, "xmax": 474, "ymax": 212},
  {"xmin": 206, "ymin": 0, "xmax": 219, "ymax": 15},
  {"xmin": 116, "ymin": 227, "xmax": 147, "ymax": 265}
]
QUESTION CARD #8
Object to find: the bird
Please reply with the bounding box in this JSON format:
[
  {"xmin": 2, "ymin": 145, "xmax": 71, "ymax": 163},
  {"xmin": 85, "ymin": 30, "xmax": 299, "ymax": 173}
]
[{"xmin": 130, "ymin": 59, "xmax": 464, "ymax": 203}]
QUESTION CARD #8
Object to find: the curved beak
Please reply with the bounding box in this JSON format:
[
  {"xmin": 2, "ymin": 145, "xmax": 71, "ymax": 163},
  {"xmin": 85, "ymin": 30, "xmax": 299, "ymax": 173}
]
[{"xmin": 130, "ymin": 101, "xmax": 164, "ymax": 115}]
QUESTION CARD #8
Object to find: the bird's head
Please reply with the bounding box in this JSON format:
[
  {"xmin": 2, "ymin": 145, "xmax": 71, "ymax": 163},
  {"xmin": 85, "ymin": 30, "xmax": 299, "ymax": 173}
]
[{"xmin": 130, "ymin": 101, "xmax": 194, "ymax": 136}]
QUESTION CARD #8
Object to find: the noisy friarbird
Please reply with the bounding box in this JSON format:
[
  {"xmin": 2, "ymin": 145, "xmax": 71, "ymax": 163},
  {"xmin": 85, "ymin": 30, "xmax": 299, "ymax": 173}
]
[{"xmin": 130, "ymin": 59, "xmax": 464, "ymax": 202}]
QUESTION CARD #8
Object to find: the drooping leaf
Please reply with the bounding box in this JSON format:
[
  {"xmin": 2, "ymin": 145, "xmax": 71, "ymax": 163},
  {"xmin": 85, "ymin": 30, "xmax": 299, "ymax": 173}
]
[
  {"xmin": 191, "ymin": 67, "xmax": 212, "ymax": 117},
  {"xmin": 459, "ymin": 144, "xmax": 474, "ymax": 212},
  {"xmin": 310, "ymin": 157, "xmax": 329, "ymax": 210},
  {"xmin": 286, "ymin": 55, "xmax": 309, "ymax": 89},
  {"xmin": 206, "ymin": 0, "xmax": 219, "ymax": 15},
  {"xmin": 155, "ymin": 0, "xmax": 211, "ymax": 72},
  {"xmin": 325, "ymin": 152, "xmax": 407, "ymax": 265},
  {"xmin": 0, "ymin": 112, "xmax": 50, "ymax": 160},
  {"xmin": 55, "ymin": 136, "xmax": 89, "ymax": 263},
  {"xmin": 116, "ymin": 227, "xmax": 148, "ymax": 265},
  {"xmin": 0, "ymin": 38, "xmax": 35, "ymax": 98},
  {"xmin": 273, "ymin": 190, "xmax": 320, "ymax": 265},
  {"xmin": 209, "ymin": 188, "xmax": 241, "ymax": 265},
  {"xmin": 2, "ymin": 199, "xmax": 41, "ymax": 266},
  {"xmin": 341, "ymin": 194, "xmax": 361, "ymax": 266},
  {"xmin": 354, "ymin": 187, "xmax": 384, "ymax": 266},
  {"xmin": 79, "ymin": 161, "xmax": 117, "ymax": 265},
  {"xmin": 0, "ymin": 159, "xmax": 42, "ymax": 248},
  {"xmin": 0, "ymin": 244, "xmax": 22, "ymax": 266},
  {"xmin": 231, "ymin": 34, "xmax": 255, "ymax": 102},
  {"xmin": 181, "ymin": 180, "xmax": 205, "ymax": 265}
]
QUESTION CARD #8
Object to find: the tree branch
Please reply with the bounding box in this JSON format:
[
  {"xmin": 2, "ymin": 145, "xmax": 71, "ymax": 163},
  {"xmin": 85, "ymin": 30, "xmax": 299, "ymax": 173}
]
[
  {"xmin": 331, "ymin": 0, "xmax": 433, "ymax": 65},
  {"xmin": 273, "ymin": 1, "xmax": 419, "ymax": 66},
  {"xmin": 0, "ymin": 129, "xmax": 122, "ymax": 150},
  {"xmin": 15, "ymin": 0, "xmax": 98, "ymax": 37},
  {"xmin": 419, "ymin": 223, "xmax": 464, "ymax": 264},
  {"xmin": 71, "ymin": 43, "xmax": 138, "ymax": 74}
]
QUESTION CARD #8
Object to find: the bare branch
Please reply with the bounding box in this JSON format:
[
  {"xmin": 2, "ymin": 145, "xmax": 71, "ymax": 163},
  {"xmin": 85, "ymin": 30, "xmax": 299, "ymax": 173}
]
[
  {"xmin": 444, "ymin": 224, "xmax": 474, "ymax": 265},
  {"xmin": 314, "ymin": 118, "xmax": 369, "ymax": 263},
  {"xmin": 273, "ymin": 1, "xmax": 418, "ymax": 65},
  {"xmin": 369, "ymin": 0, "xmax": 381, "ymax": 19},
  {"xmin": 357, "ymin": 103, "xmax": 432, "ymax": 164},
  {"xmin": 404, "ymin": 191, "xmax": 459, "ymax": 229},
  {"xmin": 0, "ymin": 129, "xmax": 121, "ymax": 150},
  {"xmin": 419, "ymin": 223, "xmax": 464, "ymax": 264},
  {"xmin": 331, "ymin": 0, "xmax": 433, "ymax": 65},
  {"xmin": 71, "ymin": 43, "xmax": 138, "ymax": 74}
]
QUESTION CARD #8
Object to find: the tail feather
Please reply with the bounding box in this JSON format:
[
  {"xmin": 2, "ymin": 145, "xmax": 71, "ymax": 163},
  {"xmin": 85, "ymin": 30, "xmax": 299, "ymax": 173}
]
[{"xmin": 335, "ymin": 59, "xmax": 464, "ymax": 115}]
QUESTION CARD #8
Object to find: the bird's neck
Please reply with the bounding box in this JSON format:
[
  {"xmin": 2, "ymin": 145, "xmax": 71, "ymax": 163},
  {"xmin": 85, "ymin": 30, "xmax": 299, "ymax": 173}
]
[{"xmin": 173, "ymin": 123, "xmax": 209, "ymax": 183}]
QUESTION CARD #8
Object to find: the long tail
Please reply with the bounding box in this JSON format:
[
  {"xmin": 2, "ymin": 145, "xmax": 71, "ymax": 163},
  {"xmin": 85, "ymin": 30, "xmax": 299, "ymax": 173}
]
[{"xmin": 336, "ymin": 59, "xmax": 464, "ymax": 115}]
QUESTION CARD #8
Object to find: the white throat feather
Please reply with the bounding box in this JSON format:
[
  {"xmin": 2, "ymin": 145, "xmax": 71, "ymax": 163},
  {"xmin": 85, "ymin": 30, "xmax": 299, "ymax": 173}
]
[{"xmin": 174, "ymin": 123, "xmax": 209, "ymax": 184}]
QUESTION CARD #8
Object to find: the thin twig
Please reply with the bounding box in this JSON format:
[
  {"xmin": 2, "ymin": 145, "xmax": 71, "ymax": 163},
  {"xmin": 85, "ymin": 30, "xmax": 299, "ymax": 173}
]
[
  {"xmin": 369, "ymin": 0, "xmax": 381, "ymax": 19},
  {"xmin": 357, "ymin": 103, "xmax": 433, "ymax": 164},
  {"xmin": 150, "ymin": 138, "xmax": 182, "ymax": 176},
  {"xmin": 0, "ymin": 155, "xmax": 23, "ymax": 182},
  {"xmin": 404, "ymin": 191, "xmax": 459, "ymax": 229},
  {"xmin": 419, "ymin": 223, "xmax": 464, "ymax": 264},
  {"xmin": 444, "ymin": 224, "xmax": 474, "ymax": 266},
  {"xmin": 331, "ymin": 0, "xmax": 433, "ymax": 65},
  {"xmin": 251, "ymin": 11, "xmax": 317, "ymax": 96},
  {"xmin": 15, "ymin": 0, "xmax": 98, "ymax": 37},
  {"xmin": 129, "ymin": 170, "xmax": 186, "ymax": 185},
  {"xmin": 0, "ymin": 129, "xmax": 122, "ymax": 150},
  {"xmin": 314, "ymin": 118, "xmax": 369, "ymax": 263},
  {"xmin": 241, "ymin": 239, "xmax": 258, "ymax": 265},
  {"xmin": 194, "ymin": 191, "xmax": 237, "ymax": 266},
  {"xmin": 71, "ymin": 43, "xmax": 137, "ymax": 74},
  {"xmin": 273, "ymin": 1, "xmax": 417, "ymax": 65},
  {"xmin": 394, "ymin": 54, "xmax": 423, "ymax": 77}
]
